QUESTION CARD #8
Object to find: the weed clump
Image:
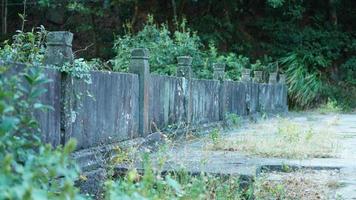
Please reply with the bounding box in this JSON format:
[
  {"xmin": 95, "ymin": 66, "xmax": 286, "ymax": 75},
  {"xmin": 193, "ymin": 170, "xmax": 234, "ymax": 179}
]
[{"xmin": 211, "ymin": 118, "xmax": 338, "ymax": 159}]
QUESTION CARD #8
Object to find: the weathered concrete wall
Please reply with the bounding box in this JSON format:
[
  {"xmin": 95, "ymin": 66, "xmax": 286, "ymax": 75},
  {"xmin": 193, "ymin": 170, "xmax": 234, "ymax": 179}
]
[
  {"xmin": 258, "ymin": 84, "xmax": 274, "ymax": 113},
  {"xmin": 248, "ymin": 83, "xmax": 259, "ymax": 114},
  {"xmin": 272, "ymin": 84, "xmax": 288, "ymax": 113},
  {"xmin": 1, "ymin": 60, "xmax": 288, "ymax": 150},
  {"xmin": 223, "ymin": 81, "xmax": 247, "ymax": 116},
  {"xmin": 34, "ymin": 68, "xmax": 61, "ymax": 146},
  {"xmin": 66, "ymin": 71, "xmax": 139, "ymax": 150},
  {"xmin": 149, "ymin": 75, "xmax": 186, "ymax": 130},
  {"xmin": 191, "ymin": 79, "xmax": 220, "ymax": 124}
]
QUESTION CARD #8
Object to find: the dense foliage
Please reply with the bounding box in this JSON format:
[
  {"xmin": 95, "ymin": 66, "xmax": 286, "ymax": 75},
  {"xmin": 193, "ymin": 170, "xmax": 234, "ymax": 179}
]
[
  {"xmin": 112, "ymin": 15, "xmax": 266, "ymax": 80},
  {"xmin": 2, "ymin": 0, "xmax": 355, "ymax": 108},
  {"xmin": 0, "ymin": 28, "xmax": 84, "ymax": 199}
]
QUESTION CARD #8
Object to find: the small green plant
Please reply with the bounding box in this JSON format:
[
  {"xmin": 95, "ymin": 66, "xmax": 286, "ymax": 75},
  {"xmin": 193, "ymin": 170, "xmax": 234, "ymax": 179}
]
[
  {"xmin": 318, "ymin": 98, "xmax": 343, "ymax": 114},
  {"xmin": 0, "ymin": 26, "xmax": 47, "ymax": 64},
  {"xmin": 211, "ymin": 118, "xmax": 338, "ymax": 158},
  {"xmin": 224, "ymin": 113, "xmax": 242, "ymax": 128},
  {"xmin": 209, "ymin": 128, "xmax": 221, "ymax": 146},
  {"xmin": 55, "ymin": 58, "xmax": 96, "ymax": 84},
  {"xmin": 104, "ymin": 154, "xmax": 248, "ymax": 200}
]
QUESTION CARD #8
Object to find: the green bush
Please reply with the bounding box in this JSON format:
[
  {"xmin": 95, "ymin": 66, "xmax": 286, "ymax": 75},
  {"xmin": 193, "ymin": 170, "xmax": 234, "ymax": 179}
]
[
  {"xmin": 111, "ymin": 15, "xmax": 255, "ymax": 80},
  {"xmin": 0, "ymin": 64, "xmax": 83, "ymax": 199},
  {"xmin": 111, "ymin": 15, "xmax": 205, "ymax": 77},
  {"xmin": 0, "ymin": 28, "xmax": 84, "ymax": 199}
]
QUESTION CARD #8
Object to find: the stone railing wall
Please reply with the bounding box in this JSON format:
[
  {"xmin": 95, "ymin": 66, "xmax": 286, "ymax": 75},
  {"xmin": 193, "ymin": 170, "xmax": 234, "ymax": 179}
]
[{"xmin": 1, "ymin": 31, "xmax": 288, "ymax": 150}]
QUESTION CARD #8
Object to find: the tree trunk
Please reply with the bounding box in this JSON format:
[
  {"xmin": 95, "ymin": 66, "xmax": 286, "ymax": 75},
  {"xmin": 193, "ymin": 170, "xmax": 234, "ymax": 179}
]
[
  {"xmin": 329, "ymin": 0, "xmax": 337, "ymax": 26},
  {"xmin": 2, "ymin": 0, "xmax": 7, "ymax": 35},
  {"xmin": 171, "ymin": 0, "xmax": 177, "ymax": 23}
]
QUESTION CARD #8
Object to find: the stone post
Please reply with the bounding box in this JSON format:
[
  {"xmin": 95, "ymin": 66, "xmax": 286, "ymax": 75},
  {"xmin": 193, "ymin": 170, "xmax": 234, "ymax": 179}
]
[
  {"xmin": 213, "ymin": 63, "xmax": 225, "ymax": 81},
  {"xmin": 177, "ymin": 56, "xmax": 193, "ymax": 79},
  {"xmin": 129, "ymin": 48, "xmax": 150, "ymax": 136},
  {"xmin": 253, "ymin": 71, "xmax": 263, "ymax": 83},
  {"xmin": 177, "ymin": 56, "xmax": 193, "ymax": 125},
  {"xmin": 212, "ymin": 63, "xmax": 226, "ymax": 120},
  {"xmin": 269, "ymin": 72, "xmax": 277, "ymax": 84},
  {"xmin": 44, "ymin": 31, "xmax": 74, "ymax": 66},
  {"xmin": 44, "ymin": 31, "xmax": 74, "ymax": 146},
  {"xmin": 241, "ymin": 68, "xmax": 251, "ymax": 83},
  {"xmin": 241, "ymin": 68, "xmax": 251, "ymax": 115},
  {"xmin": 278, "ymin": 74, "xmax": 286, "ymax": 84},
  {"xmin": 278, "ymin": 74, "xmax": 288, "ymax": 112}
]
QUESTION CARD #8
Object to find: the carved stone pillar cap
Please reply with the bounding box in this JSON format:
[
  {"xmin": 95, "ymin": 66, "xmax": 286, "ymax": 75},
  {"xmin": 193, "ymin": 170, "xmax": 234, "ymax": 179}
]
[
  {"xmin": 131, "ymin": 48, "xmax": 149, "ymax": 59},
  {"xmin": 269, "ymin": 72, "xmax": 277, "ymax": 78},
  {"xmin": 46, "ymin": 31, "xmax": 73, "ymax": 47},
  {"xmin": 213, "ymin": 63, "xmax": 225, "ymax": 71},
  {"xmin": 254, "ymin": 71, "xmax": 263, "ymax": 76},
  {"xmin": 177, "ymin": 56, "xmax": 193, "ymax": 66},
  {"xmin": 279, "ymin": 74, "xmax": 286, "ymax": 83},
  {"xmin": 242, "ymin": 68, "xmax": 251, "ymax": 74}
]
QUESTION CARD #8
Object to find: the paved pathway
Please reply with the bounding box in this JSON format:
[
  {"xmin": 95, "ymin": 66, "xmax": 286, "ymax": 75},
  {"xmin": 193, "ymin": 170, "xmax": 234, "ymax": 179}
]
[{"xmin": 162, "ymin": 112, "xmax": 356, "ymax": 199}]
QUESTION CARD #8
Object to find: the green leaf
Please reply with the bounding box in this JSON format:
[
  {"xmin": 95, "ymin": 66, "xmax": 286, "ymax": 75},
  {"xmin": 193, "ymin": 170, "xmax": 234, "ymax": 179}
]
[
  {"xmin": 63, "ymin": 139, "xmax": 77, "ymax": 155},
  {"xmin": 34, "ymin": 103, "xmax": 54, "ymax": 111},
  {"xmin": 0, "ymin": 116, "xmax": 19, "ymax": 133}
]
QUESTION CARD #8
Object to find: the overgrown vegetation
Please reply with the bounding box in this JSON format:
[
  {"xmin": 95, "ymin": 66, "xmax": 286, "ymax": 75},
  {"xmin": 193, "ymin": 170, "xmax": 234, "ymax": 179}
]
[
  {"xmin": 3, "ymin": 0, "xmax": 354, "ymax": 109},
  {"xmin": 0, "ymin": 25, "xmax": 85, "ymax": 199},
  {"xmin": 0, "ymin": 65, "xmax": 83, "ymax": 199},
  {"xmin": 105, "ymin": 154, "xmax": 250, "ymax": 200},
  {"xmin": 111, "ymin": 15, "xmax": 262, "ymax": 80},
  {"xmin": 1, "ymin": 0, "xmax": 355, "ymax": 199},
  {"xmin": 211, "ymin": 118, "xmax": 339, "ymax": 159}
]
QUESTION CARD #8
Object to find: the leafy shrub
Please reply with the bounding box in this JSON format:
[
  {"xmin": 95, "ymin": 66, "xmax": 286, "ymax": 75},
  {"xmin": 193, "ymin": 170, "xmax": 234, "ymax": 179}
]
[
  {"xmin": 340, "ymin": 57, "xmax": 356, "ymax": 85},
  {"xmin": 0, "ymin": 64, "xmax": 83, "ymax": 199},
  {"xmin": 111, "ymin": 16, "xmax": 254, "ymax": 80},
  {"xmin": 317, "ymin": 98, "xmax": 343, "ymax": 114},
  {"xmin": 0, "ymin": 28, "xmax": 83, "ymax": 199},
  {"xmin": 111, "ymin": 15, "xmax": 205, "ymax": 77},
  {"xmin": 0, "ymin": 26, "xmax": 47, "ymax": 64},
  {"xmin": 224, "ymin": 113, "xmax": 242, "ymax": 128}
]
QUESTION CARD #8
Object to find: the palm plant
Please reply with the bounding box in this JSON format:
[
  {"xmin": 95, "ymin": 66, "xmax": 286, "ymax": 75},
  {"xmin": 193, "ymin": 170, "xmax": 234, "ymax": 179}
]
[{"xmin": 279, "ymin": 53, "xmax": 323, "ymax": 108}]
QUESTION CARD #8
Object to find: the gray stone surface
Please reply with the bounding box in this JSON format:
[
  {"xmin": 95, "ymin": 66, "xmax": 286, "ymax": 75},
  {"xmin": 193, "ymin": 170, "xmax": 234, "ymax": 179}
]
[
  {"xmin": 258, "ymin": 83, "xmax": 273, "ymax": 112},
  {"xmin": 248, "ymin": 82, "xmax": 259, "ymax": 114},
  {"xmin": 223, "ymin": 81, "xmax": 247, "ymax": 116},
  {"xmin": 155, "ymin": 112, "xmax": 356, "ymax": 199},
  {"xmin": 129, "ymin": 48, "xmax": 150, "ymax": 136},
  {"xmin": 253, "ymin": 71, "xmax": 263, "ymax": 83},
  {"xmin": 268, "ymin": 72, "xmax": 277, "ymax": 84},
  {"xmin": 241, "ymin": 68, "xmax": 251, "ymax": 82},
  {"xmin": 34, "ymin": 68, "xmax": 62, "ymax": 146},
  {"xmin": 191, "ymin": 79, "xmax": 220, "ymax": 124},
  {"xmin": 44, "ymin": 31, "xmax": 73, "ymax": 66},
  {"xmin": 67, "ymin": 71, "xmax": 139, "ymax": 150},
  {"xmin": 149, "ymin": 75, "xmax": 186, "ymax": 130},
  {"xmin": 212, "ymin": 63, "xmax": 225, "ymax": 81},
  {"xmin": 176, "ymin": 56, "xmax": 192, "ymax": 79}
]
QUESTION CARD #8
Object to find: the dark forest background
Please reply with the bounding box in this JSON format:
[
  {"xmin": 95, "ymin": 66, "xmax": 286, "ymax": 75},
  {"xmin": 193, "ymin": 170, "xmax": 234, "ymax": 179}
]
[{"xmin": 1, "ymin": 0, "xmax": 355, "ymax": 108}]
